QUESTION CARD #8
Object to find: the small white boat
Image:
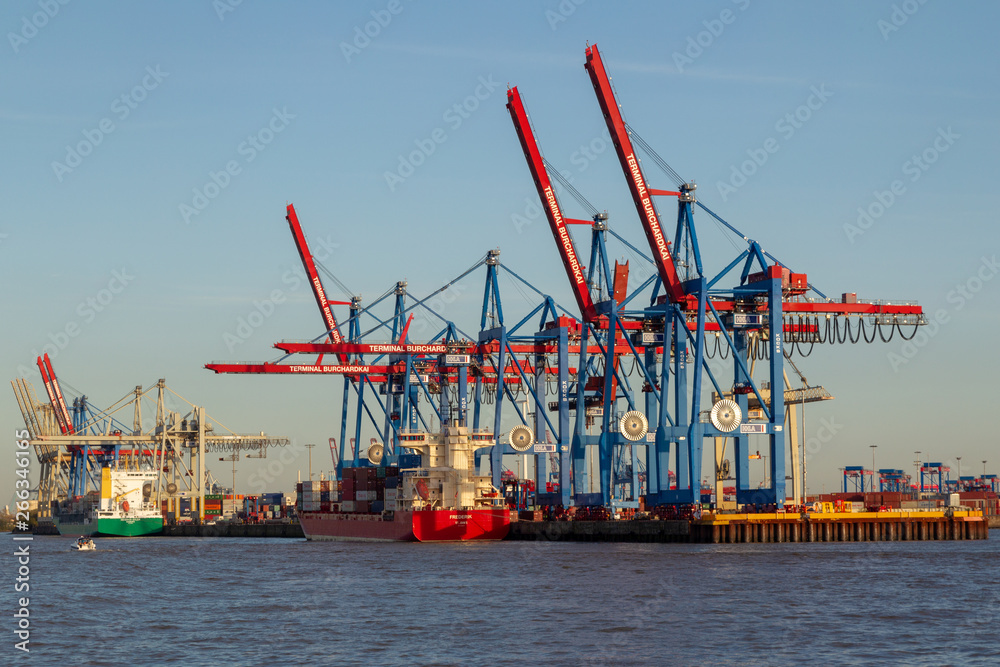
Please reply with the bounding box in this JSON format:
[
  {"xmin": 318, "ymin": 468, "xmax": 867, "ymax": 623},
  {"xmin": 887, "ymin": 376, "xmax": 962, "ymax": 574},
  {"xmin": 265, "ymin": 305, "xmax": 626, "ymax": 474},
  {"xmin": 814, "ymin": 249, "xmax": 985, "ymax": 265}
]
[{"xmin": 72, "ymin": 537, "xmax": 96, "ymax": 551}]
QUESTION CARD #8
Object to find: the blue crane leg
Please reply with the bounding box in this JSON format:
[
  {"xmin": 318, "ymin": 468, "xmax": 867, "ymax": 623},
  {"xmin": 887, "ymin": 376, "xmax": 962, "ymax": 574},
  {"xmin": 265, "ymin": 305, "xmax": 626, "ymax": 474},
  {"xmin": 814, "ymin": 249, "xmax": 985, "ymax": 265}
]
[
  {"xmin": 557, "ymin": 326, "xmax": 572, "ymax": 507},
  {"xmin": 768, "ymin": 275, "xmax": 786, "ymax": 505}
]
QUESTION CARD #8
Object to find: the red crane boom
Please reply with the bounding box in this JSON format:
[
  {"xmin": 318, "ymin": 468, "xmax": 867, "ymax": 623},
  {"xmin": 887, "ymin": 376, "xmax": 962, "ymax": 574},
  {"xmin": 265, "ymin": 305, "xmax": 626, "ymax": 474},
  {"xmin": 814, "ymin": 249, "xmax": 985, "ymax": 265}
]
[
  {"xmin": 507, "ymin": 86, "xmax": 599, "ymax": 323},
  {"xmin": 37, "ymin": 354, "xmax": 74, "ymax": 434},
  {"xmin": 284, "ymin": 203, "xmax": 349, "ymax": 363},
  {"xmin": 584, "ymin": 44, "xmax": 686, "ymax": 303}
]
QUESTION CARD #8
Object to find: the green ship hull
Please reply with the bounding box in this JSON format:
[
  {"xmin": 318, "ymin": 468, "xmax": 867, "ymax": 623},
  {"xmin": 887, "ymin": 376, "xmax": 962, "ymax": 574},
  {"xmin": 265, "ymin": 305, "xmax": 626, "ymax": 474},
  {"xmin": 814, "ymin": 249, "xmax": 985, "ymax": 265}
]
[
  {"xmin": 57, "ymin": 515, "xmax": 163, "ymax": 537},
  {"xmin": 96, "ymin": 516, "xmax": 163, "ymax": 537}
]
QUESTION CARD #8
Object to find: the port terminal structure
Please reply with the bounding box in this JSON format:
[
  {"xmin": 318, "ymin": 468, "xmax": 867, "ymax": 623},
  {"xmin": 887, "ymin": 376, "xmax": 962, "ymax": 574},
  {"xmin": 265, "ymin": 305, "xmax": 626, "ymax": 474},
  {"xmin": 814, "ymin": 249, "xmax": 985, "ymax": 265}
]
[
  {"xmin": 842, "ymin": 465, "xmax": 1000, "ymax": 497},
  {"xmin": 11, "ymin": 360, "xmax": 288, "ymax": 523},
  {"xmin": 206, "ymin": 44, "xmax": 926, "ymax": 512}
]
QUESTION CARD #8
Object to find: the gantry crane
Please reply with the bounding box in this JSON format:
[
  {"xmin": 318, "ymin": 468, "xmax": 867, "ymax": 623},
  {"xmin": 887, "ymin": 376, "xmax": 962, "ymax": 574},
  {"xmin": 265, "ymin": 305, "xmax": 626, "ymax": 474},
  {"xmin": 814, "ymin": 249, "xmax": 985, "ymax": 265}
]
[
  {"xmin": 204, "ymin": 44, "xmax": 927, "ymax": 512},
  {"xmin": 496, "ymin": 43, "xmax": 926, "ymax": 507},
  {"xmin": 12, "ymin": 373, "xmax": 289, "ymax": 521}
]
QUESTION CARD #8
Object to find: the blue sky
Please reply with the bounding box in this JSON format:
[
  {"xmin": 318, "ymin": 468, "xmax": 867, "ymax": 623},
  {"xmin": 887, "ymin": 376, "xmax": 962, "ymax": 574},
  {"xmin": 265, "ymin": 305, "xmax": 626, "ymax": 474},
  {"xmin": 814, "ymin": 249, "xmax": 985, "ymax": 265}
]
[{"xmin": 3, "ymin": 1, "xmax": 999, "ymax": 506}]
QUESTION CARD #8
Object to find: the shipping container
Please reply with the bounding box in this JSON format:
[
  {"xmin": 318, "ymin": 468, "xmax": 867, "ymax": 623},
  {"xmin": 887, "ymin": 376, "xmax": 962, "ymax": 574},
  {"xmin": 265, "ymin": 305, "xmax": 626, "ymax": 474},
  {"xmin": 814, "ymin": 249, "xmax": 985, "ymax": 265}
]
[
  {"xmin": 398, "ymin": 453, "xmax": 421, "ymax": 469},
  {"xmin": 385, "ymin": 476, "xmax": 398, "ymax": 489},
  {"xmin": 340, "ymin": 501, "xmax": 356, "ymax": 512},
  {"xmin": 371, "ymin": 500, "xmax": 384, "ymax": 513},
  {"xmin": 385, "ymin": 489, "xmax": 398, "ymax": 501}
]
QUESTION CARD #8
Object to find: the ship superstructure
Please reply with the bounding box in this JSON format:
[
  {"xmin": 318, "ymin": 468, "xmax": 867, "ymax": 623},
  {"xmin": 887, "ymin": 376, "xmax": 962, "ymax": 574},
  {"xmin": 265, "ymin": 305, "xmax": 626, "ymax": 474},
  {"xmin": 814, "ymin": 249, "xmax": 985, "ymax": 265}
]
[{"xmin": 297, "ymin": 426, "xmax": 512, "ymax": 542}]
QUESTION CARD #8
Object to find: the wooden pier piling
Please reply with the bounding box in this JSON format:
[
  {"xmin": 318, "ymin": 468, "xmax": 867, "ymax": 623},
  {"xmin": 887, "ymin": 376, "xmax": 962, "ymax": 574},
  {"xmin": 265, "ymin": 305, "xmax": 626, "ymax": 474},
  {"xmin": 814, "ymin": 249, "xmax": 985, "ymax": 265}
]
[{"xmin": 507, "ymin": 510, "xmax": 988, "ymax": 544}]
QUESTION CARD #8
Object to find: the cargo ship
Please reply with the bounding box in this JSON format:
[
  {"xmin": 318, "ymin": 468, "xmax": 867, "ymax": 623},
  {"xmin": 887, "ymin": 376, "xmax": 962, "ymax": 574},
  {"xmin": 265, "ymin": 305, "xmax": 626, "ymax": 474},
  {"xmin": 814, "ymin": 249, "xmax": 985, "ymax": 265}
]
[
  {"xmin": 297, "ymin": 425, "xmax": 513, "ymax": 542},
  {"xmin": 54, "ymin": 469, "xmax": 163, "ymax": 537}
]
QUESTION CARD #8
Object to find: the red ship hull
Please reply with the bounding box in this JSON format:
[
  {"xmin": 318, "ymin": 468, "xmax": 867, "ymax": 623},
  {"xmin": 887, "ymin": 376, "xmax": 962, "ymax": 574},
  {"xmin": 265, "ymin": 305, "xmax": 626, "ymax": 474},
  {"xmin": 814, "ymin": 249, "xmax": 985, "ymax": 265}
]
[{"xmin": 299, "ymin": 508, "xmax": 512, "ymax": 542}]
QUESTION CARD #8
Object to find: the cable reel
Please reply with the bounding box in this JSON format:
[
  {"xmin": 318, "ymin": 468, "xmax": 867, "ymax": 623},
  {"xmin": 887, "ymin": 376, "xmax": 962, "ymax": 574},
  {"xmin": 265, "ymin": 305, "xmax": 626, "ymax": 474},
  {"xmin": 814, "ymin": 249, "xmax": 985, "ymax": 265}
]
[
  {"xmin": 619, "ymin": 411, "xmax": 649, "ymax": 441},
  {"xmin": 508, "ymin": 425, "xmax": 534, "ymax": 452},
  {"xmin": 710, "ymin": 399, "xmax": 742, "ymax": 433}
]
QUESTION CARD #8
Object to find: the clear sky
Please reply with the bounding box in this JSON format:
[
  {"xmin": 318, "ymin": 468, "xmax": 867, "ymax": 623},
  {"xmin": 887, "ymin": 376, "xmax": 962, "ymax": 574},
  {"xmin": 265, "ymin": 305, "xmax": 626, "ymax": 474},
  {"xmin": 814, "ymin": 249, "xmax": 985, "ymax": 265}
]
[{"xmin": 3, "ymin": 1, "xmax": 998, "ymax": 507}]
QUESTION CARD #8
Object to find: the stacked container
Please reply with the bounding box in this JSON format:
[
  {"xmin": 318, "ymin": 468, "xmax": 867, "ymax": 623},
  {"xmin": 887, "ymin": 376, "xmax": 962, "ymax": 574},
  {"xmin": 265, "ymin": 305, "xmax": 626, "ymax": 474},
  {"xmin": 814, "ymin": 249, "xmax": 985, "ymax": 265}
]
[
  {"xmin": 319, "ymin": 480, "xmax": 332, "ymax": 511},
  {"xmin": 341, "ymin": 471, "xmax": 356, "ymax": 512},
  {"xmin": 262, "ymin": 492, "xmax": 285, "ymax": 507},
  {"xmin": 385, "ymin": 474, "xmax": 399, "ymax": 511},
  {"xmin": 204, "ymin": 494, "xmax": 223, "ymax": 517},
  {"xmin": 222, "ymin": 494, "xmax": 241, "ymax": 518},
  {"xmin": 339, "ymin": 466, "xmax": 398, "ymax": 513},
  {"xmin": 301, "ymin": 481, "xmax": 321, "ymax": 512},
  {"xmin": 356, "ymin": 468, "xmax": 371, "ymax": 513}
]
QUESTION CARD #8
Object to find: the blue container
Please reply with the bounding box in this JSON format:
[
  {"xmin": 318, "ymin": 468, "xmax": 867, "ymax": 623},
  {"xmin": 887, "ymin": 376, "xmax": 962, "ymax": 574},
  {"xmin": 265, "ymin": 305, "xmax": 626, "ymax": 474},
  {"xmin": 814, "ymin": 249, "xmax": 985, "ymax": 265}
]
[
  {"xmin": 574, "ymin": 492, "xmax": 603, "ymax": 507},
  {"xmin": 398, "ymin": 454, "xmax": 421, "ymax": 469},
  {"xmin": 385, "ymin": 477, "xmax": 398, "ymax": 489},
  {"xmin": 371, "ymin": 500, "xmax": 384, "ymax": 513},
  {"xmin": 536, "ymin": 492, "xmax": 561, "ymax": 506}
]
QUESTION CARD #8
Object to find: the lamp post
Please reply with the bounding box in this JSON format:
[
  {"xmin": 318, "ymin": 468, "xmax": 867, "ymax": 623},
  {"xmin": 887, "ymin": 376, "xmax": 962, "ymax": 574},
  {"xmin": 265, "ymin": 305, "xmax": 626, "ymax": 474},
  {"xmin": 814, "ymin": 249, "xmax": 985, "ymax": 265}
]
[
  {"xmin": 305, "ymin": 443, "xmax": 315, "ymax": 481},
  {"xmin": 870, "ymin": 444, "xmax": 877, "ymax": 492},
  {"xmin": 957, "ymin": 456, "xmax": 962, "ymax": 478}
]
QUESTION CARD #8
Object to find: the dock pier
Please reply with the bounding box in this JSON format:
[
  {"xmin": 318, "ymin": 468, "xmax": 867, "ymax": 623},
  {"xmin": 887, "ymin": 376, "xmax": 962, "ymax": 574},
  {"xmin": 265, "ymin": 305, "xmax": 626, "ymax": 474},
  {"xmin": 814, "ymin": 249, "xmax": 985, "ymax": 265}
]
[
  {"xmin": 690, "ymin": 510, "xmax": 987, "ymax": 543},
  {"xmin": 162, "ymin": 523, "xmax": 304, "ymax": 538},
  {"xmin": 509, "ymin": 510, "xmax": 988, "ymax": 544}
]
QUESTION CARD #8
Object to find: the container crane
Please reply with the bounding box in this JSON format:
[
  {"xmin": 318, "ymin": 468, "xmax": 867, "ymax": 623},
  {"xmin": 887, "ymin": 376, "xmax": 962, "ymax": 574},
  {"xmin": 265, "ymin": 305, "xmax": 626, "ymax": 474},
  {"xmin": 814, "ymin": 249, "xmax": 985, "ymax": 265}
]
[
  {"xmin": 205, "ymin": 45, "xmax": 928, "ymax": 513},
  {"xmin": 579, "ymin": 42, "xmax": 925, "ymax": 507}
]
